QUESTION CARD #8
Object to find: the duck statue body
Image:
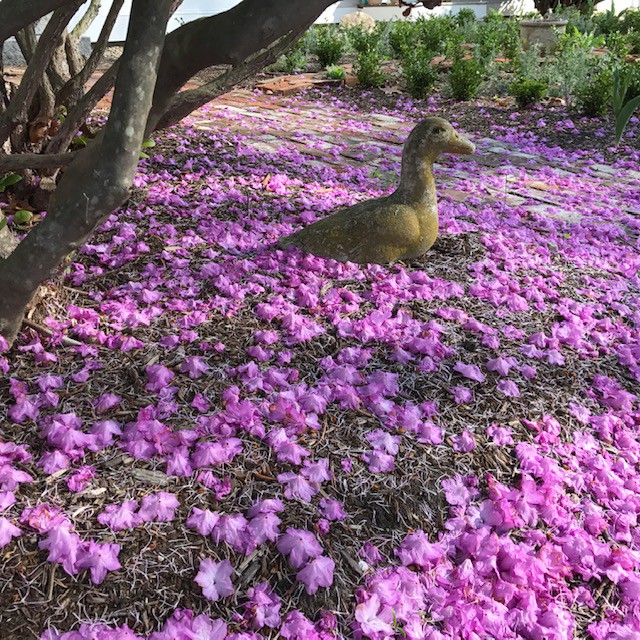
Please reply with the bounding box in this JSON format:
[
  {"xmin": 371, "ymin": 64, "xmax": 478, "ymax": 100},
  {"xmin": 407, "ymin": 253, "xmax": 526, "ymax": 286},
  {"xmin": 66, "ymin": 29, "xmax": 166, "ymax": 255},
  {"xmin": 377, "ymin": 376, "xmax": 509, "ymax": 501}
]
[{"xmin": 278, "ymin": 117, "xmax": 475, "ymax": 264}]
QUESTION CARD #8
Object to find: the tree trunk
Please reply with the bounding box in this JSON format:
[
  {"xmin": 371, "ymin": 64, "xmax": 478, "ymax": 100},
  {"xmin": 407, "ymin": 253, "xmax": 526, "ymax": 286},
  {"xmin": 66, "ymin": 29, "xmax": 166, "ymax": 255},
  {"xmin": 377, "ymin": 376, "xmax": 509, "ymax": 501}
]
[{"xmin": 0, "ymin": 0, "xmax": 173, "ymax": 343}]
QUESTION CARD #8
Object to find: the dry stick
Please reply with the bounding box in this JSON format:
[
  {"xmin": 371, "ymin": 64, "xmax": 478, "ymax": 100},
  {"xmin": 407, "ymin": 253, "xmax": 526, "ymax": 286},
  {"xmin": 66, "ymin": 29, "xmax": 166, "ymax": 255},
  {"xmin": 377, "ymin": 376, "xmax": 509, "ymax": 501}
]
[
  {"xmin": 22, "ymin": 319, "xmax": 83, "ymax": 347},
  {"xmin": 58, "ymin": 0, "xmax": 126, "ymax": 110},
  {"xmin": 0, "ymin": 0, "xmax": 84, "ymax": 146}
]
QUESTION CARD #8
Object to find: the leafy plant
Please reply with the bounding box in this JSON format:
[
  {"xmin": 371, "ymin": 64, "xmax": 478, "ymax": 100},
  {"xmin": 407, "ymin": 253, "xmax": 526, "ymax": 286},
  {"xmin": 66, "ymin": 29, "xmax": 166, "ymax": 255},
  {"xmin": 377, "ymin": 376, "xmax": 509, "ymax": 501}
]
[
  {"xmin": 0, "ymin": 173, "xmax": 21, "ymax": 193},
  {"xmin": 13, "ymin": 210, "xmax": 33, "ymax": 226},
  {"xmin": 389, "ymin": 20, "xmax": 418, "ymax": 60},
  {"xmin": 272, "ymin": 38, "xmax": 308, "ymax": 74},
  {"xmin": 509, "ymin": 77, "xmax": 548, "ymax": 107},
  {"xmin": 455, "ymin": 8, "xmax": 477, "ymax": 28},
  {"xmin": 614, "ymin": 66, "xmax": 640, "ymax": 144},
  {"xmin": 347, "ymin": 24, "xmax": 383, "ymax": 54},
  {"xmin": 402, "ymin": 45, "xmax": 438, "ymax": 98},
  {"xmin": 313, "ymin": 27, "xmax": 345, "ymax": 67},
  {"xmin": 575, "ymin": 66, "xmax": 612, "ymax": 116},
  {"xmin": 546, "ymin": 27, "xmax": 602, "ymax": 106},
  {"xmin": 449, "ymin": 56, "xmax": 484, "ymax": 100},
  {"xmin": 355, "ymin": 50, "xmax": 386, "ymax": 87},
  {"xmin": 325, "ymin": 65, "xmax": 346, "ymax": 80},
  {"xmin": 416, "ymin": 15, "xmax": 456, "ymax": 55}
]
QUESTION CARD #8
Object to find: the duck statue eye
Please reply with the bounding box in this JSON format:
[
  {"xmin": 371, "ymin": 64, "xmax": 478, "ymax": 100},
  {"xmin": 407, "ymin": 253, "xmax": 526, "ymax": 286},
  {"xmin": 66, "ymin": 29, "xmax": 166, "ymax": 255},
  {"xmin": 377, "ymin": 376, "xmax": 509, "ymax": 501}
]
[{"xmin": 432, "ymin": 127, "xmax": 446, "ymax": 134}]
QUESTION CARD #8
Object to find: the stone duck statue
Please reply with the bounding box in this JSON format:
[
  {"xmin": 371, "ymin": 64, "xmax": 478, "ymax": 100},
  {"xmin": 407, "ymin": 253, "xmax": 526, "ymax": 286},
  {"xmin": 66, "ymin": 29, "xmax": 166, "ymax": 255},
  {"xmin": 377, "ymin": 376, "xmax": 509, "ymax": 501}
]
[{"xmin": 278, "ymin": 117, "xmax": 475, "ymax": 264}]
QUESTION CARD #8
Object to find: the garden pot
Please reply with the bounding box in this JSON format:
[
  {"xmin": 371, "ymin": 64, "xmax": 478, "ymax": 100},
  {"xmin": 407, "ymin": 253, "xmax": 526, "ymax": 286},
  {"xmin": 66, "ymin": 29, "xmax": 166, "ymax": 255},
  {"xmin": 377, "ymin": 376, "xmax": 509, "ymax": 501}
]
[{"xmin": 519, "ymin": 19, "xmax": 568, "ymax": 54}]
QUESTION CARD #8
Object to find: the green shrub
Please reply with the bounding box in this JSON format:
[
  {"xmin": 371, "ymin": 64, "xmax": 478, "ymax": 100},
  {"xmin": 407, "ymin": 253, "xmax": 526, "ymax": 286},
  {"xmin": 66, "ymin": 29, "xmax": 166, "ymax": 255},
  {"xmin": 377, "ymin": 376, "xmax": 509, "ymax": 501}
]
[
  {"xmin": 614, "ymin": 64, "xmax": 640, "ymax": 143},
  {"xmin": 626, "ymin": 62, "xmax": 640, "ymax": 99},
  {"xmin": 455, "ymin": 8, "xmax": 477, "ymax": 28},
  {"xmin": 416, "ymin": 15, "xmax": 456, "ymax": 54},
  {"xmin": 620, "ymin": 8, "xmax": 640, "ymax": 37},
  {"xmin": 474, "ymin": 12, "xmax": 512, "ymax": 61},
  {"xmin": 389, "ymin": 20, "xmax": 418, "ymax": 60},
  {"xmin": 402, "ymin": 45, "xmax": 438, "ymax": 98},
  {"xmin": 347, "ymin": 24, "xmax": 383, "ymax": 54},
  {"xmin": 325, "ymin": 65, "xmax": 346, "ymax": 80},
  {"xmin": 593, "ymin": 7, "xmax": 620, "ymax": 36},
  {"xmin": 449, "ymin": 56, "xmax": 484, "ymax": 100},
  {"xmin": 545, "ymin": 27, "xmax": 601, "ymax": 105},
  {"xmin": 355, "ymin": 50, "xmax": 386, "ymax": 87},
  {"xmin": 314, "ymin": 27, "xmax": 345, "ymax": 67},
  {"xmin": 509, "ymin": 78, "xmax": 548, "ymax": 108},
  {"xmin": 575, "ymin": 67, "xmax": 612, "ymax": 116}
]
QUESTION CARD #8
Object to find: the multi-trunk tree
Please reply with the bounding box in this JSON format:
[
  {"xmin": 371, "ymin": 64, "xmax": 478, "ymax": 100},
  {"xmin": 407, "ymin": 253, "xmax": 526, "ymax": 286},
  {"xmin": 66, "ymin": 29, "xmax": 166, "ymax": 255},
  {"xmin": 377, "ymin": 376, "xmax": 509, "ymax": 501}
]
[{"xmin": 0, "ymin": 0, "xmax": 340, "ymax": 344}]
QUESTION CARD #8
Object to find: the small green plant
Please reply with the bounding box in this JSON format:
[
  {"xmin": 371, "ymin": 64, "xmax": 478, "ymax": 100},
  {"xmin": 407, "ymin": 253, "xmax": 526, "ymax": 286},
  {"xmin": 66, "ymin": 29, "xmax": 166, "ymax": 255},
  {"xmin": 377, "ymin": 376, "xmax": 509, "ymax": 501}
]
[
  {"xmin": 0, "ymin": 173, "xmax": 21, "ymax": 193},
  {"xmin": 509, "ymin": 77, "xmax": 548, "ymax": 108},
  {"xmin": 575, "ymin": 67, "xmax": 612, "ymax": 116},
  {"xmin": 313, "ymin": 26, "xmax": 345, "ymax": 67},
  {"xmin": 614, "ymin": 65, "xmax": 640, "ymax": 144},
  {"xmin": 139, "ymin": 138, "xmax": 156, "ymax": 159},
  {"xmin": 402, "ymin": 45, "xmax": 438, "ymax": 98},
  {"xmin": 272, "ymin": 38, "xmax": 308, "ymax": 74},
  {"xmin": 449, "ymin": 56, "xmax": 484, "ymax": 101},
  {"xmin": 355, "ymin": 50, "xmax": 386, "ymax": 87},
  {"xmin": 325, "ymin": 65, "xmax": 346, "ymax": 80}
]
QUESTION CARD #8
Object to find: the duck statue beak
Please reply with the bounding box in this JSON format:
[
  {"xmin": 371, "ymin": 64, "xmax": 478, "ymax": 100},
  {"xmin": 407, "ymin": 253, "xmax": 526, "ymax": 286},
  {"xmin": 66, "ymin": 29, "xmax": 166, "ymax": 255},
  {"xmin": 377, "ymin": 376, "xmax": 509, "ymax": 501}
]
[{"xmin": 447, "ymin": 131, "xmax": 475, "ymax": 155}]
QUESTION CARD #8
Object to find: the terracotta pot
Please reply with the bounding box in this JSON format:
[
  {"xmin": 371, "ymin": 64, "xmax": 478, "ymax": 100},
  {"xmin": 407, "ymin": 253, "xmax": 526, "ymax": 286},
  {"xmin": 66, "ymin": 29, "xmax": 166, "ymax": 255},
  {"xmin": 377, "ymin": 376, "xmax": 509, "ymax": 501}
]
[{"xmin": 520, "ymin": 19, "xmax": 568, "ymax": 54}]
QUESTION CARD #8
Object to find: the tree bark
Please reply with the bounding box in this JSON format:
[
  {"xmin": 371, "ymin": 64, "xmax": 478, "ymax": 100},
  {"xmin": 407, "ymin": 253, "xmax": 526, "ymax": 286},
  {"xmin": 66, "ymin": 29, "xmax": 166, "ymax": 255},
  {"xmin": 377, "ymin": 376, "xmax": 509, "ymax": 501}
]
[
  {"xmin": 0, "ymin": 0, "xmax": 78, "ymax": 45},
  {"xmin": 156, "ymin": 19, "xmax": 315, "ymax": 130},
  {"xmin": 0, "ymin": 151, "xmax": 76, "ymax": 171},
  {"xmin": 146, "ymin": 0, "xmax": 335, "ymax": 133},
  {"xmin": 0, "ymin": 0, "xmax": 173, "ymax": 343},
  {"xmin": 0, "ymin": 1, "xmax": 84, "ymax": 145}
]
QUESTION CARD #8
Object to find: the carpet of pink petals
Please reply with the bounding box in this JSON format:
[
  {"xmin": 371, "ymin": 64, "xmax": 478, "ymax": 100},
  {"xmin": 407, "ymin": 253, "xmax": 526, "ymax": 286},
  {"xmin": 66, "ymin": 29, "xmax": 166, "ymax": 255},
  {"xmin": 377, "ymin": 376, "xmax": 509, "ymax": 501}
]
[{"xmin": 1, "ymin": 91, "xmax": 640, "ymax": 640}]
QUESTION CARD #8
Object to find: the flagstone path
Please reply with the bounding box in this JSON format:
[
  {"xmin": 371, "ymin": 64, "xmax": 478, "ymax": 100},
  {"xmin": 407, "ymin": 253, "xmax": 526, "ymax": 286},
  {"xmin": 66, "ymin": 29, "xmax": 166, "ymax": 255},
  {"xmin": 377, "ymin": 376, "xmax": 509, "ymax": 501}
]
[{"xmin": 186, "ymin": 89, "xmax": 640, "ymax": 226}]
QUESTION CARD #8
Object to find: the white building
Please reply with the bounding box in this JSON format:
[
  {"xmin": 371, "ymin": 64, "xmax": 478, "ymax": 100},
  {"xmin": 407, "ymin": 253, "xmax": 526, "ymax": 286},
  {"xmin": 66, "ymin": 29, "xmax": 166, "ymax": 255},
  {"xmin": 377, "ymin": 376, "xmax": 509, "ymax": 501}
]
[{"xmin": 71, "ymin": 0, "xmax": 640, "ymax": 43}]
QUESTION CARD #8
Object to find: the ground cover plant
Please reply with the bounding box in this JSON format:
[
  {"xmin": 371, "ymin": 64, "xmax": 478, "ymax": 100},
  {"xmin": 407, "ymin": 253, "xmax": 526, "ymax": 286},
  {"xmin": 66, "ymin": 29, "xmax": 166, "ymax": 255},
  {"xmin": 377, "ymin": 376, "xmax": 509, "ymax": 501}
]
[{"xmin": 1, "ymin": 73, "xmax": 640, "ymax": 638}]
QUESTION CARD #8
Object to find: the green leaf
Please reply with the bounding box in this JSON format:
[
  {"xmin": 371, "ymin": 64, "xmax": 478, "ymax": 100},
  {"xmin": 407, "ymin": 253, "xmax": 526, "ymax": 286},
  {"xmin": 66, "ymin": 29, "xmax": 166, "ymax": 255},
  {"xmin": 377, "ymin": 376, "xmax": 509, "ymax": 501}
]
[
  {"xmin": 139, "ymin": 152, "xmax": 150, "ymax": 159},
  {"xmin": 141, "ymin": 139, "xmax": 156, "ymax": 149},
  {"xmin": 0, "ymin": 173, "xmax": 22, "ymax": 192},
  {"xmin": 615, "ymin": 94, "xmax": 640, "ymax": 144},
  {"xmin": 72, "ymin": 135, "xmax": 88, "ymax": 147},
  {"xmin": 13, "ymin": 209, "xmax": 32, "ymax": 225},
  {"xmin": 0, "ymin": 215, "xmax": 6, "ymax": 231}
]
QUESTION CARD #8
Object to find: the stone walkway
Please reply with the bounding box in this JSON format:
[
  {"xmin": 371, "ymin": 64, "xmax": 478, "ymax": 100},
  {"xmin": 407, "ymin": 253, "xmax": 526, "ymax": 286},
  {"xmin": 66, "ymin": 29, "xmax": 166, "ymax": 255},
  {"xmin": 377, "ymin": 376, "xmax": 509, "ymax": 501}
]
[{"xmin": 188, "ymin": 88, "xmax": 640, "ymax": 225}]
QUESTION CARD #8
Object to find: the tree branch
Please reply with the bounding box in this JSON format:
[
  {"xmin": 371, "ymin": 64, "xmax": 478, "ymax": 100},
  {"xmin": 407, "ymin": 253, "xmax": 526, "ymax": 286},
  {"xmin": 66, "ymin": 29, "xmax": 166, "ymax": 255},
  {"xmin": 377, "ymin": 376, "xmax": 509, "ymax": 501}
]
[
  {"xmin": 59, "ymin": 0, "xmax": 125, "ymax": 109},
  {"xmin": 0, "ymin": 151, "xmax": 76, "ymax": 171},
  {"xmin": 156, "ymin": 19, "xmax": 315, "ymax": 131},
  {"xmin": 0, "ymin": 1, "xmax": 84, "ymax": 145},
  {"xmin": 71, "ymin": 0, "xmax": 101, "ymax": 39},
  {"xmin": 0, "ymin": 0, "xmax": 173, "ymax": 343},
  {"xmin": 46, "ymin": 61, "xmax": 118, "ymax": 154},
  {"xmin": 0, "ymin": 0, "xmax": 77, "ymax": 45},
  {"xmin": 146, "ymin": 0, "xmax": 335, "ymax": 132}
]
